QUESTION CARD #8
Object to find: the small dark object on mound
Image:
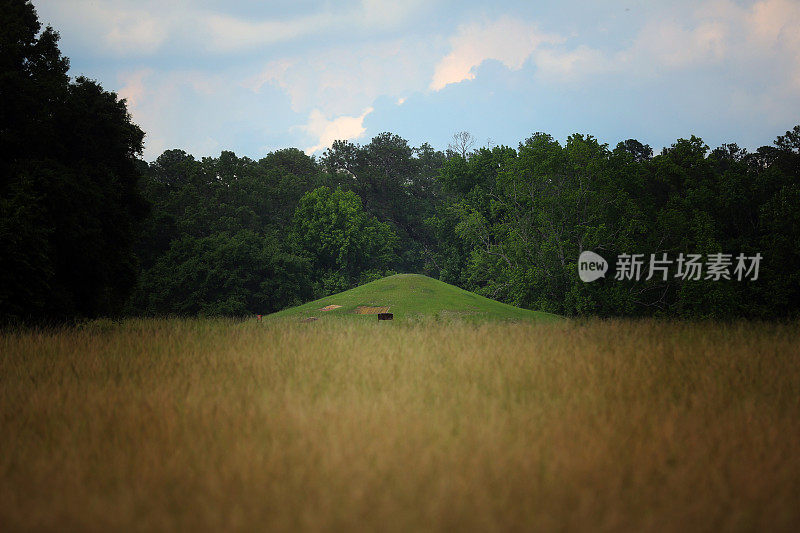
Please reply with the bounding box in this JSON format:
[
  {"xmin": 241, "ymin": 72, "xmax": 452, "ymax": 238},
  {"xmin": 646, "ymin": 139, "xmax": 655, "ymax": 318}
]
[
  {"xmin": 301, "ymin": 317, "xmax": 318, "ymax": 322},
  {"xmin": 377, "ymin": 313, "xmax": 393, "ymax": 321}
]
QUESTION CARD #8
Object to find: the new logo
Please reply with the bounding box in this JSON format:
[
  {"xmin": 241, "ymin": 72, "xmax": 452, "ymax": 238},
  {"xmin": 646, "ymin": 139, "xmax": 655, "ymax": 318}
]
[{"xmin": 578, "ymin": 251, "xmax": 608, "ymax": 282}]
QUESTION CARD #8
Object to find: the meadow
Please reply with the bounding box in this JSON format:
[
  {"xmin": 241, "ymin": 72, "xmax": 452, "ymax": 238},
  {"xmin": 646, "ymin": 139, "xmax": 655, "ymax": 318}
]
[{"xmin": 1, "ymin": 318, "xmax": 799, "ymax": 531}]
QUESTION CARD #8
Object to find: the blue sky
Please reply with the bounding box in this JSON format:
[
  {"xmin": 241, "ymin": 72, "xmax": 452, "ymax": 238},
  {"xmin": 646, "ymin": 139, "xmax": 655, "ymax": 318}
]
[{"xmin": 34, "ymin": 0, "xmax": 800, "ymax": 161}]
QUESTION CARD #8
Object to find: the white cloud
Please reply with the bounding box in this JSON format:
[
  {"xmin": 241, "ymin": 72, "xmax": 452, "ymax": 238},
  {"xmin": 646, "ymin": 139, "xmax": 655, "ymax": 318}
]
[
  {"xmin": 532, "ymin": 45, "xmax": 610, "ymax": 82},
  {"xmin": 104, "ymin": 12, "xmax": 167, "ymax": 53},
  {"xmin": 36, "ymin": 0, "xmax": 800, "ymax": 160},
  {"xmin": 301, "ymin": 108, "xmax": 374, "ymax": 154},
  {"xmin": 204, "ymin": 12, "xmax": 331, "ymax": 52},
  {"xmin": 618, "ymin": 17, "xmax": 729, "ymax": 71},
  {"xmin": 430, "ymin": 17, "xmax": 560, "ymax": 90},
  {"xmin": 113, "ymin": 69, "xmax": 238, "ymax": 159},
  {"xmin": 244, "ymin": 59, "xmax": 293, "ymax": 97},
  {"xmin": 517, "ymin": 0, "xmax": 800, "ymax": 92},
  {"xmin": 204, "ymin": 0, "xmax": 427, "ymax": 52},
  {"xmin": 618, "ymin": 0, "xmax": 800, "ymax": 89},
  {"xmin": 359, "ymin": 0, "xmax": 425, "ymax": 27},
  {"xmin": 247, "ymin": 38, "xmax": 439, "ymax": 116},
  {"xmin": 746, "ymin": 0, "xmax": 800, "ymax": 87},
  {"xmin": 748, "ymin": 0, "xmax": 800, "ymax": 42},
  {"xmin": 36, "ymin": 0, "xmax": 428, "ymax": 56},
  {"xmin": 36, "ymin": 1, "xmax": 171, "ymax": 55},
  {"xmin": 117, "ymin": 69, "xmax": 152, "ymax": 110}
]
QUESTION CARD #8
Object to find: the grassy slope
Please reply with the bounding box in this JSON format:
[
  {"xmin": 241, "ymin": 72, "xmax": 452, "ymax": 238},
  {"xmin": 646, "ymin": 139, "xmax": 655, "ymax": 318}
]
[{"xmin": 268, "ymin": 273, "xmax": 562, "ymax": 322}]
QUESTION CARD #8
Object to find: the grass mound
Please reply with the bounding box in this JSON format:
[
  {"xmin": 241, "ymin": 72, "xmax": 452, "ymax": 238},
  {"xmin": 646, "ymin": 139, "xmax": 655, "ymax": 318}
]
[{"xmin": 267, "ymin": 273, "xmax": 562, "ymax": 322}]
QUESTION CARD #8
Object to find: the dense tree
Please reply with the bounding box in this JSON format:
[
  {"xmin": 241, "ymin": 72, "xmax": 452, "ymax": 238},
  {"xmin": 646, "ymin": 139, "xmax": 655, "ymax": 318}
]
[
  {"xmin": 321, "ymin": 133, "xmax": 447, "ymax": 273},
  {"xmin": 127, "ymin": 149, "xmax": 325, "ymax": 316},
  {"xmin": 427, "ymin": 128, "xmax": 800, "ymax": 318},
  {"xmin": 90, "ymin": 124, "xmax": 800, "ymax": 319},
  {"xmin": 131, "ymin": 231, "xmax": 310, "ymax": 316},
  {"xmin": 1, "ymin": 0, "xmax": 146, "ymax": 323},
  {"xmin": 289, "ymin": 186, "xmax": 398, "ymax": 295}
]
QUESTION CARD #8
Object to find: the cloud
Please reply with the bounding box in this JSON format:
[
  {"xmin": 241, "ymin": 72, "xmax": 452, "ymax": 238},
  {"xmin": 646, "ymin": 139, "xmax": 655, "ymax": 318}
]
[
  {"xmin": 430, "ymin": 17, "xmax": 560, "ymax": 90},
  {"xmin": 301, "ymin": 108, "xmax": 374, "ymax": 154},
  {"xmin": 618, "ymin": 16, "xmax": 729, "ymax": 71},
  {"xmin": 532, "ymin": 45, "xmax": 610, "ymax": 82},
  {"xmin": 117, "ymin": 69, "xmax": 152, "ymax": 110},
  {"xmin": 204, "ymin": 12, "xmax": 331, "ymax": 52},
  {"xmin": 617, "ymin": 0, "xmax": 800, "ymax": 90},
  {"xmin": 247, "ymin": 38, "xmax": 439, "ymax": 116},
  {"xmin": 528, "ymin": 0, "xmax": 800, "ymax": 125},
  {"xmin": 35, "ymin": 0, "xmax": 427, "ymax": 57},
  {"xmin": 204, "ymin": 0, "xmax": 427, "ymax": 52},
  {"xmin": 36, "ymin": 0, "xmax": 800, "ymax": 161},
  {"xmin": 748, "ymin": 0, "xmax": 800, "ymax": 42},
  {"xmin": 514, "ymin": 0, "xmax": 800, "ymax": 92},
  {"xmin": 35, "ymin": 0, "xmax": 171, "ymax": 55},
  {"xmin": 244, "ymin": 59, "xmax": 294, "ymax": 98},
  {"xmin": 746, "ymin": 0, "xmax": 800, "ymax": 87},
  {"xmin": 113, "ymin": 68, "xmax": 253, "ymax": 159},
  {"xmin": 104, "ymin": 11, "xmax": 167, "ymax": 53}
]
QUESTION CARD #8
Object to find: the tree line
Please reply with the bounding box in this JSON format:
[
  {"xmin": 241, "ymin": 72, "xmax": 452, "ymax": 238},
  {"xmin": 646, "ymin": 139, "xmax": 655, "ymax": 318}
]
[
  {"xmin": 2, "ymin": 0, "xmax": 146, "ymax": 323},
  {"xmin": 2, "ymin": 0, "xmax": 799, "ymax": 324},
  {"xmin": 125, "ymin": 128, "xmax": 800, "ymax": 319}
]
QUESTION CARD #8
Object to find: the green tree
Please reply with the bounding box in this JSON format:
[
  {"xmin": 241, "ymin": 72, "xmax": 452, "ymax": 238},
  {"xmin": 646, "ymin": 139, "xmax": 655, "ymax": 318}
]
[
  {"xmin": 1, "ymin": 0, "xmax": 146, "ymax": 323},
  {"xmin": 290, "ymin": 186, "xmax": 398, "ymax": 294},
  {"xmin": 131, "ymin": 231, "xmax": 310, "ymax": 316},
  {"xmin": 321, "ymin": 133, "xmax": 446, "ymax": 273}
]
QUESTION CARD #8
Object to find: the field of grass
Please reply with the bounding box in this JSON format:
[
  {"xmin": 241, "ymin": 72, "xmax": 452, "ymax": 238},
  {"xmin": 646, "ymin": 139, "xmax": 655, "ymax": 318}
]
[
  {"xmin": 1, "ymin": 318, "xmax": 799, "ymax": 531},
  {"xmin": 267, "ymin": 273, "xmax": 563, "ymax": 322}
]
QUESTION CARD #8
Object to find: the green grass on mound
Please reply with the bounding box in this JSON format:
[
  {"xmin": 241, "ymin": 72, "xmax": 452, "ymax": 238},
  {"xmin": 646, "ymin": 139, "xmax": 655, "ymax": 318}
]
[{"xmin": 267, "ymin": 273, "xmax": 562, "ymax": 323}]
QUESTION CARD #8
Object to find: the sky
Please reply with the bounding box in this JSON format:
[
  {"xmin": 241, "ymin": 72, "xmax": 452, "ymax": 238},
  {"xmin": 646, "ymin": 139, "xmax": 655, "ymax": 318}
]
[{"xmin": 33, "ymin": 0, "xmax": 800, "ymax": 161}]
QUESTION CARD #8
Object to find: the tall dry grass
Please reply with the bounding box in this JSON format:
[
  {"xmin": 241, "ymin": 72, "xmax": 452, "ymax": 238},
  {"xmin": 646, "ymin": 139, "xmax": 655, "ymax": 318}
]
[{"xmin": 1, "ymin": 318, "xmax": 799, "ymax": 531}]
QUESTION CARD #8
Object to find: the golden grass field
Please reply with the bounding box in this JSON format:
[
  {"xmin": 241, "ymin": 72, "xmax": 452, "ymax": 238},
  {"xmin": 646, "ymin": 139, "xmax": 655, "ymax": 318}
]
[{"xmin": 1, "ymin": 318, "xmax": 799, "ymax": 531}]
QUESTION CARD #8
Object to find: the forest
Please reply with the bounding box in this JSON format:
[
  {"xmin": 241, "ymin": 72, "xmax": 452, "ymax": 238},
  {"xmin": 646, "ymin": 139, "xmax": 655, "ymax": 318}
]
[
  {"xmin": 124, "ymin": 129, "xmax": 800, "ymax": 319},
  {"xmin": 2, "ymin": 0, "xmax": 800, "ymax": 323}
]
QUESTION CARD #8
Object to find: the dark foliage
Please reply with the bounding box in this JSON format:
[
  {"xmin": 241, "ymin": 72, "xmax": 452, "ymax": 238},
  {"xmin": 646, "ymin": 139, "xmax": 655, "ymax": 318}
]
[{"xmin": 1, "ymin": 0, "xmax": 146, "ymax": 324}]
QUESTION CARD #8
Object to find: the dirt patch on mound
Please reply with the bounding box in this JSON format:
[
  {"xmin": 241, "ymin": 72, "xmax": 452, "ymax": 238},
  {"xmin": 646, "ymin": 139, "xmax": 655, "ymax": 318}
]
[
  {"xmin": 300, "ymin": 317, "xmax": 318, "ymax": 322},
  {"xmin": 355, "ymin": 306, "xmax": 390, "ymax": 315},
  {"xmin": 319, "ymin": 305, "xmax": 342, "ymax": 311}
]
